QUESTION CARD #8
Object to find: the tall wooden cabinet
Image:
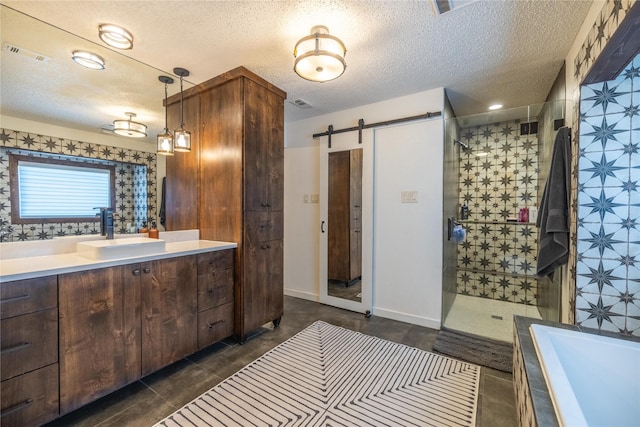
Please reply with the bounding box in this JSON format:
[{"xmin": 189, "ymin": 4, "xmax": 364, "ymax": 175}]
[
  {"xmin": 328, "ymin": 149, "xmax": 363, "ymax": 284},
  {"xmin": 166, "ymin": 67, "xmax": 285, "ymax": 340}
]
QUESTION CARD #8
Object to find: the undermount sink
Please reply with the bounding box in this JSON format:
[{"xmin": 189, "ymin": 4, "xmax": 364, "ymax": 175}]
[{"xmin": 76, "ymin": 237, "xmax": 166, "ymax": 260}]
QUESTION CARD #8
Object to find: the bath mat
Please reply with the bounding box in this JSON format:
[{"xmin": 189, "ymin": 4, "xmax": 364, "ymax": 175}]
[
  {"xmin": 433, "ymin": 327, "xmax": 513, "ymax": 373},
  {"xmin": 155, "ymin": 321, "xmax": 480, "ymax": 426}
]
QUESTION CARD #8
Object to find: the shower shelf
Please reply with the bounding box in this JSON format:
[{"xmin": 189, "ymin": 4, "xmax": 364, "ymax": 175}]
[
  {"xmin": 458, "ymin": 220, "xmax": 535, "ymax": 226},
  {"xmin": 457, "ymin": 266, "xmax": 538, "ymax": 280}
]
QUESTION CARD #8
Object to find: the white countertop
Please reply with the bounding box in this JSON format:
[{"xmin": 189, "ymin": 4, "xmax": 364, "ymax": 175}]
[{"xmin": 0, "ymin": 239, "xmax": 237, "ymax": 282}]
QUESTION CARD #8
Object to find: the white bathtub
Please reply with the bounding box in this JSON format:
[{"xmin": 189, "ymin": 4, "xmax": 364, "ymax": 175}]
[{"xmin": 530, "ymin": 324, "xmax": 640, "ymax": 427}]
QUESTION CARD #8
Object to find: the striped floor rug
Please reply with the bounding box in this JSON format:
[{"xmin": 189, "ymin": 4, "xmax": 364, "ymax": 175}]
[{"xmin": 155, "ymin": 321, "xmax": 480, "ymax": 427}]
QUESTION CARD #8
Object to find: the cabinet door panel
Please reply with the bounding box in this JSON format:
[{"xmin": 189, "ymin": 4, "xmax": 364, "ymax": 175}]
[
  {"xmin": 242, "ymin": 240, "xmax": 283, "ymax": 335},
  {"xmin": 141, "ymin": 256, "xmax": 197, "ymax": 376},
  {"xmin": 59, "ymin": 265, "xmax": 141, "ymax": 414},
  {"xmin": 1, "ymin": 308, "xmax": 58, "ymax": 381},
  {"xmin": 0, "ymin": 364, "xmax": 59, "ymax": 427},
  {"xmin": 244, "ymin": 79, "xmax": 284, "ymax": 212}
]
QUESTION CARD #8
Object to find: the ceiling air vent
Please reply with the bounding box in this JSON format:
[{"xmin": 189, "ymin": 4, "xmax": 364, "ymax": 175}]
[
  {"xmin": 290, "ymin": 99, "xmax": 313, "ymax": 109},
  {"xmin": 431, "ymin": 0, "xmax": 477, "ymax": 15},
  {"xmin": 2, "ymin": 42, "xmax": 50, "ymax": 63}
]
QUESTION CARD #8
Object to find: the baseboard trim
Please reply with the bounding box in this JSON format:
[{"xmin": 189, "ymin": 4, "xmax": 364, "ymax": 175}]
[
  {"xmin": 284, "ymin": 288, "xmax": 319, "ymax": 302},
  {"xmin": 373, "ymin": 306, "xmax": 441, "ymax": 329}
]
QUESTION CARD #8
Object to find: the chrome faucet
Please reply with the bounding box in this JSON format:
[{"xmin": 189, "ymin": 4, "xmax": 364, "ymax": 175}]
[{"xmin": 95, "ymin": 207, "xmax": 115, "ymax": 240}]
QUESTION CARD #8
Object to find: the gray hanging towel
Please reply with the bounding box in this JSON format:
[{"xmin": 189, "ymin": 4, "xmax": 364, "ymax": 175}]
[{"xmin": 536, "ymin": 126, "xmax": 571, "ymax": 277}]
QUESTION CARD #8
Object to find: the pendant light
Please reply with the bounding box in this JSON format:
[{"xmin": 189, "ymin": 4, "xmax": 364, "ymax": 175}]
[
  {"xmin": 293, "ymin": 25, "xmax": 346, "ymax": 82},
  {"xmin": 157, "ymin": 75, "xmax": 174, "ymax": 156},
  {"xmin": 173, "ymin": 67, "xmax": 191, "ymax": 152}
]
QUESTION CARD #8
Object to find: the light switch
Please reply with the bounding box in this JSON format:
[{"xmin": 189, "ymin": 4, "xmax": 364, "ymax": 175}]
[
  {"xmin": 401, "ymin": 191, "xmax": 418, "ymax": 203},
  {"xmin": 304, "ymin": 194, "xmax": 309, "ymax": 203},
  {"xmin": 311, "ymin": 194, "xmax": 320, "ymax": 203}
]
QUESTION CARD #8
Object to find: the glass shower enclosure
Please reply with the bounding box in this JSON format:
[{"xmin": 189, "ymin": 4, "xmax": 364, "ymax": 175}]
[{"xmin": 442, "ymin": 101, "xmax": 567, "ymax": 343}]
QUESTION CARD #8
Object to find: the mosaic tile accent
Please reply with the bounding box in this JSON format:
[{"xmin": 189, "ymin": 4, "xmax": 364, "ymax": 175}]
[
  {"xmin": 569, "ymin": 0, "xmax": 637, "ymax": 326},
  {"xmin": 576, "ymin": 52, "xmax": 640, "ymax": 336},
  {"xmin": 0, "ymin": 128, "xmax": 157, "ymax": 241},
  {"xmin": 456, "ymin": 120, "xmax": 539, "ymax": 306}
]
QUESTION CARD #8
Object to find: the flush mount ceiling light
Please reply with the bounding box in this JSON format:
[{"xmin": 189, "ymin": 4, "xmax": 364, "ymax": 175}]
[
  {"xmin": 113, "ymin": 112, "xmax": 147, "ymax": 138},
  {"xmin": 71, "ymin": 50, "xmax": 105, "ymax": 70},
  {"xmin": 173, "ymin": 67, "xmax": 191, "ymax": 152},
  {"xmin": 293, "ymin": 25, "xmax": 346, "ymax": 83},
  {"xmin": 489, "ymin": 103, "xmax": 503, "ymax": 110},
  {"xmin": 157, "ymin": 75, "xmax": 175, "ymax": 156},
  {"xmin": 98, "ymin": 24, "xmax": 134, "ymax": 49}
]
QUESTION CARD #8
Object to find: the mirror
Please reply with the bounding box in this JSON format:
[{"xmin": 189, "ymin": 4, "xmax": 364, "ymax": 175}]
[
  {"xmin": 0, "ymin": 5, "xmax": 194, "ymax": 240},
  {"xmin": 0, "ymin": 4, "xmax": 193, "ymax": 142},
  {"xmin": 327, "ymin": 148, "xmax": 363, "ymax": 302}
]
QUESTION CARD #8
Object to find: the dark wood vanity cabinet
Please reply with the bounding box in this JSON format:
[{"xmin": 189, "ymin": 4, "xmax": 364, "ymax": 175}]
[
  {"xmin": 0, "ymin": 276, "xmax": 59, "ymax": 427},
  {"xmin": 166, "ymin": 66, "xmax": 286, "ymax": 340},
  {"xmin": 59, "ymin": 265, "xmax": 141, "ymax": 414}
]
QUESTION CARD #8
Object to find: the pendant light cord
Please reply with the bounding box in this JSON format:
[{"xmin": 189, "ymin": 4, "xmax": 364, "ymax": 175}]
[
  {"xmin": 180, "ymin": 76, "xmax": 185, "ymax": 128},
  {"xmin": 164, "ymin": 82, "xmax": 169, "ymax": 132}
]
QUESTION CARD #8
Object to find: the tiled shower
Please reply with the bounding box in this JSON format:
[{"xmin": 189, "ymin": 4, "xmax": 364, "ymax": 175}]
[
  {"xmin": 456, "ymin": 121, "xmax": 539, "ymax": 306},
  {"xmin": 443, "ymin": 102, "xmax": 565, "ymax": 342}
]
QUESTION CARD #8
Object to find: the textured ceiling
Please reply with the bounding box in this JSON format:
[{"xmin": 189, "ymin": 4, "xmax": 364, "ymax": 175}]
[{"xmin": 0, "ymin": 0, "xmax": 593, "ymax": 144}]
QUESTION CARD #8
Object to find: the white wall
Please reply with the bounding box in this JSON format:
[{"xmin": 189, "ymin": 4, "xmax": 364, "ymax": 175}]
[{"xmin": 284, "ymin": 88, "xmax": 445, "ymax": 327}]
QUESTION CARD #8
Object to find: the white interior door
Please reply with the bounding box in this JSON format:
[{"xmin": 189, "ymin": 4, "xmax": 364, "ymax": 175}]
[{"xmin": 319, "ymin": 130, "xmax": 373, "ymax": 314}]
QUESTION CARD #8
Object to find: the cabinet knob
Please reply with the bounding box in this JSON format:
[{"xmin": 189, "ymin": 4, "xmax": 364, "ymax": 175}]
[
  {"xmin": 132, "ymin": 269, "xmax": 141, "ymax": 276},
  {"xmin": 143, "ymin": 268, "xmax": 151, "ymax": 274},
  {"xmin": 261, "ymin": 244, "xmax": 271, "ymax": 250}
]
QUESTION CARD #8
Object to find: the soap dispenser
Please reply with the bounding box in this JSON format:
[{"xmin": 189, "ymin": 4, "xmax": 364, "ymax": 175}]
[
  {"xmin": 140, "ymin": 221, "xmax": 149, "ymax": 234},
  {"xmin": 149, "ymin": 221, "xmax": 159, "ymax": 239}
]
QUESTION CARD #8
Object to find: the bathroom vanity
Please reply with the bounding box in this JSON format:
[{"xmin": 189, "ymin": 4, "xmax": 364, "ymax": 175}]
[{"xmin": 0, "ymin": 235, "xmax": 236, "ymax": 426}]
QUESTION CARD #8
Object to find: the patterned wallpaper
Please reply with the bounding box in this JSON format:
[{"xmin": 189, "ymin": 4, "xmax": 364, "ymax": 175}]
[
  {"xmin": 576, "ymin": 53, "xmax": 640, "ymax": 336},
  {"xmin": 456, "ymin": 120, "xmax": 539, "ymax": 306},
  {"xmin": 0, "ymin": 128, "xmax": 157, "ymax": 241}
]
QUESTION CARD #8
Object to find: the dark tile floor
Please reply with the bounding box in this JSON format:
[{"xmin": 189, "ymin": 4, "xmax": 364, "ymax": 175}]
[{"xmin": 46, "ymin": 296, "xmax": 517, "ymax": 426}]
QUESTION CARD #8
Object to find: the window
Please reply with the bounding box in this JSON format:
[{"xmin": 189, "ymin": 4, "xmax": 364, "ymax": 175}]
[{"xmin": 10, "ymin": 154, "xmax": 116, "ymax": 223}]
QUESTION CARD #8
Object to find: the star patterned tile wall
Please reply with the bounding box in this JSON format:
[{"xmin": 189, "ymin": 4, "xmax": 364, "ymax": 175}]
[
  {"xmin": 0, "ymin": 128, "xmax": 157, "ymax": 241},
  {"xmin": 457, "ymin": 120, "xmax": 539, "ymax": 306},
  {"xmin": 577, "ymin": 52, "xmax": 640, "ymax": 336}
]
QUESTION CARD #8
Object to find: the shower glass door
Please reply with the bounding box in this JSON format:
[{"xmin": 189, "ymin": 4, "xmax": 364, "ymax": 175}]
[{"xmin": 442, "ymin": 101, "xmax": 566, "ymax": 343}]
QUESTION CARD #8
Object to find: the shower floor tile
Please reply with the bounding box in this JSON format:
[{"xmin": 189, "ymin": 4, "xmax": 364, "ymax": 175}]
[{"xmin": 444, "ymin": 294, "xmax": 542, "ymax": 342}]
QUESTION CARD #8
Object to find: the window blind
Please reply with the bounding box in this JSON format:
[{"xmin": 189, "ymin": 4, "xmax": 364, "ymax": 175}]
[{"xmin": 18, "ymin": 160, "xmax": 111, "ymax": 218}]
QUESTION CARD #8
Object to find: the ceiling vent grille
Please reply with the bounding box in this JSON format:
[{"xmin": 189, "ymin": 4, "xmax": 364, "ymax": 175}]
[
  {"xmin": 291, "ymin": 99, "xmax": 313, "ymax": 109},
  {"xmin": 2, "ymin": 42, "xmax": 50, "ymax": 63}
]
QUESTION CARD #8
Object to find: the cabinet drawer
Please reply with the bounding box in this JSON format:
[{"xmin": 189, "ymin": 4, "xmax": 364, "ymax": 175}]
[
  {"xmin": 245, "ymin": 211, "xmax": 283, "ymax": 242},
  {"xmin": 0, "ymin": 363, "xmax": 59, "ymax": 427},
  {"xmin": 197, "ymin": 303, "xmax": 234, "ymax": 349},
  {"xmin": 1, "ymin": 276, "xmax": 57, "ymax": 320},
  {"xmin": 198, "ymin": 269, "xmax": 234, "ymax": 311},
  {"xmin": 197, "ymin": 250, "xmax": 234, "ymax": 274},
  {"xmin": 1, "ymin": 308, "xmax": 58, "ymax": 381}
]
